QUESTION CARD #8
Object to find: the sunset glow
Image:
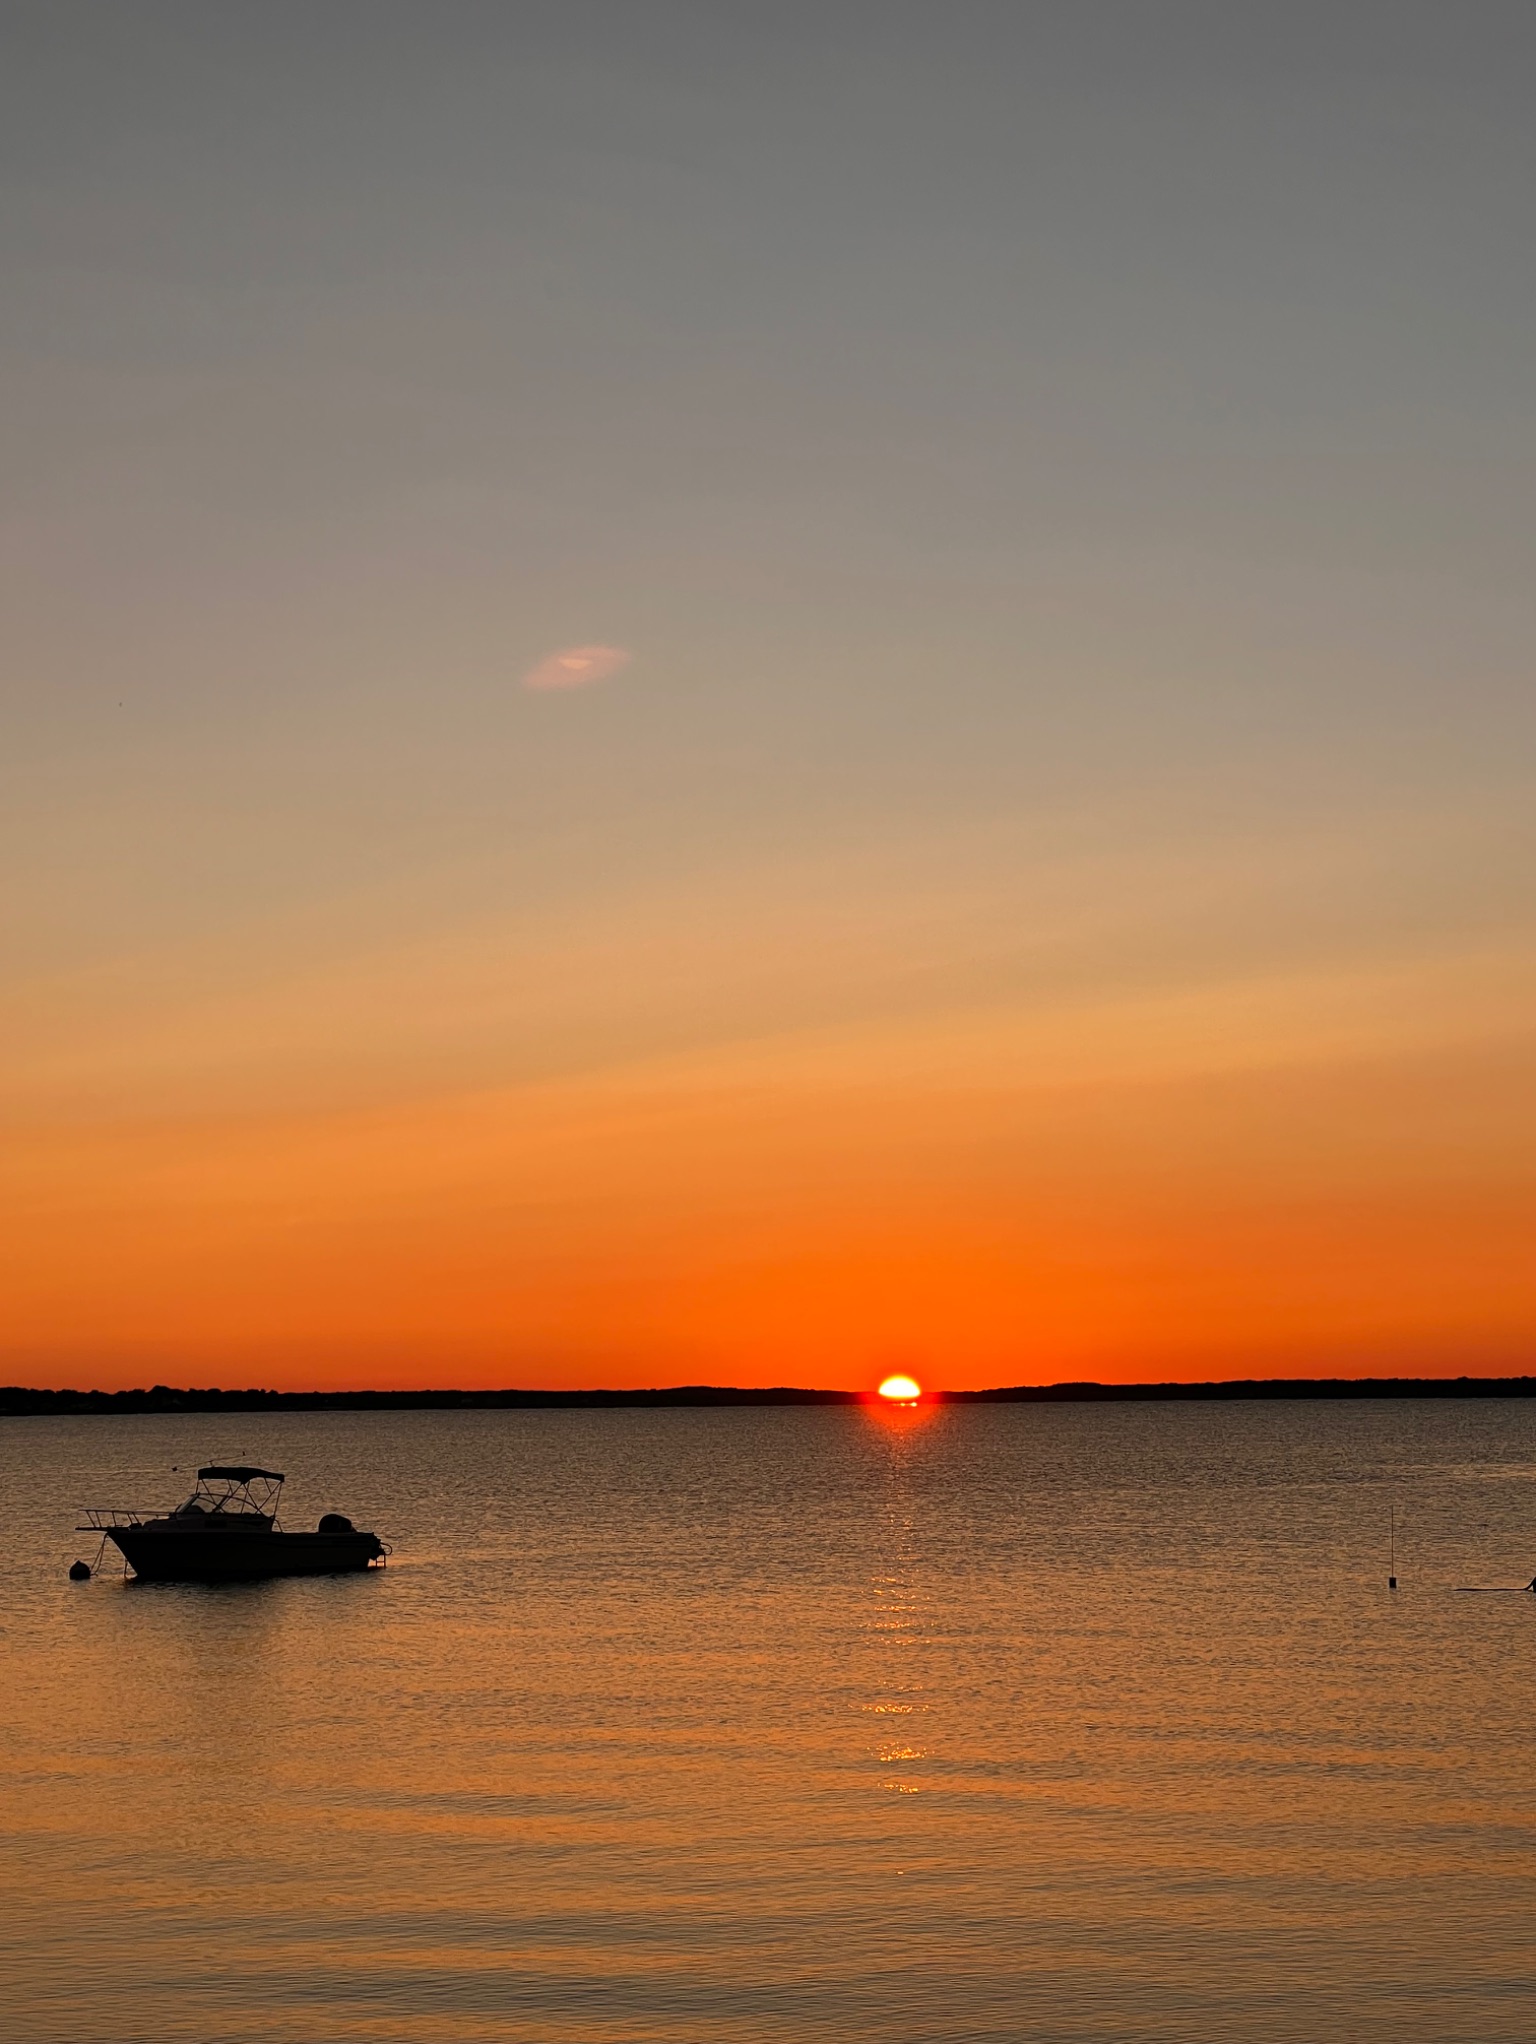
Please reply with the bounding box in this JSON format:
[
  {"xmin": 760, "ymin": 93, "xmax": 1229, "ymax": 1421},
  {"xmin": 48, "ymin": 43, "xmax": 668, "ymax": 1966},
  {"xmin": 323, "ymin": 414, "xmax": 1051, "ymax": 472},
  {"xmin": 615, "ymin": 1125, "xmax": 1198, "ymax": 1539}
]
[
  {"xmin": 2, "ymin": 7, "xmax": 1534, "ymax": 1401},
  {"xmin": 11, "ymin": 18, "xmax": 1536, "ymax": 2044}
]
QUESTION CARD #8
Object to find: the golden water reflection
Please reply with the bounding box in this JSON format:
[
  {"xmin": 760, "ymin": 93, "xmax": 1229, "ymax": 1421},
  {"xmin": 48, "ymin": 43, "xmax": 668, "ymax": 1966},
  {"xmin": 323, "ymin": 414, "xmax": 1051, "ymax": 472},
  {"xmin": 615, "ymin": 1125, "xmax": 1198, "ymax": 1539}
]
[
  {"xmin": 856, "ymin": 1399, "xmax": 939, "ymax": 1799},
  {"xmin": 8, "ymin": 1405, "xmax": 1536, "ymax": 2042}
]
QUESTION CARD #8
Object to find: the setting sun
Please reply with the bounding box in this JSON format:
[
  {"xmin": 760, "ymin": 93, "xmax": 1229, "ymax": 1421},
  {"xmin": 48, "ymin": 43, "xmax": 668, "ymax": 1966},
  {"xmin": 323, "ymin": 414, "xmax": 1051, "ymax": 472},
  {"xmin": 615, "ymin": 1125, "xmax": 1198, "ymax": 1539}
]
[{"xmin": 877, "ymin": 1375, "xmax": 922, "ymax": 1403}]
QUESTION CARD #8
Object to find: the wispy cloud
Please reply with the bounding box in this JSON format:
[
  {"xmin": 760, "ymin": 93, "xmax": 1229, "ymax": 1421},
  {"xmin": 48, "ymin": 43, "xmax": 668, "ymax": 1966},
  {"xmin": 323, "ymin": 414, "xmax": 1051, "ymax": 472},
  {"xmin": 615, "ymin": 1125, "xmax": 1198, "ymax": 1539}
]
[{"xmin": 523, "ymin": 644, "xmax": 631, "ymax": 692}]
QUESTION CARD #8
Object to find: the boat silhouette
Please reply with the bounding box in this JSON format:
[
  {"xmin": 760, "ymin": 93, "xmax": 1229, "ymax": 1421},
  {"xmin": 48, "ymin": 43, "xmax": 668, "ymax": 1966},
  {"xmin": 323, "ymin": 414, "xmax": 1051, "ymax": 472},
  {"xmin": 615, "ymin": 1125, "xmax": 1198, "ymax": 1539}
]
[{"xmin": 78, "ymin": 1465, "xmax": 387, "ymax": 1581}]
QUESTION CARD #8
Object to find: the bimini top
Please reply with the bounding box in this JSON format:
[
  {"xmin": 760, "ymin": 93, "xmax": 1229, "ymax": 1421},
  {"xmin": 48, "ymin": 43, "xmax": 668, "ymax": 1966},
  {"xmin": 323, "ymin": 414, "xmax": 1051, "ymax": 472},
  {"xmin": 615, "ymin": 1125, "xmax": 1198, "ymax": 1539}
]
[{"xmin": 198, "ymin": 1465, "xmax": 284, "ymax": 1483}]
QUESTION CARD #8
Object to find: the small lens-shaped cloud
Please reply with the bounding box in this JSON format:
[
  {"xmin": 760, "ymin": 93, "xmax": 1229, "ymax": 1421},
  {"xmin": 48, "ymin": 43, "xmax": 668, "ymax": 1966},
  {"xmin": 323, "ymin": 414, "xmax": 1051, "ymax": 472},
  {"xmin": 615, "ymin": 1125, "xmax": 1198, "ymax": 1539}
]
[{"xmin": 524, "ymin": 644, "xmax": 631, "ymax": 691}]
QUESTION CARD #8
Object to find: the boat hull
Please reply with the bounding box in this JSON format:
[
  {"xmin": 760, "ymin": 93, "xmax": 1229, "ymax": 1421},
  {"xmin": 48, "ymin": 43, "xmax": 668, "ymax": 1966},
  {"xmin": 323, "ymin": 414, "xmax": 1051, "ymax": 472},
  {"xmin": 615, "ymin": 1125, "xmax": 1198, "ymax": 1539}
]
[{"xmin": 108, "ymin": 1525, "xmax": 384, "ymax": 1582}]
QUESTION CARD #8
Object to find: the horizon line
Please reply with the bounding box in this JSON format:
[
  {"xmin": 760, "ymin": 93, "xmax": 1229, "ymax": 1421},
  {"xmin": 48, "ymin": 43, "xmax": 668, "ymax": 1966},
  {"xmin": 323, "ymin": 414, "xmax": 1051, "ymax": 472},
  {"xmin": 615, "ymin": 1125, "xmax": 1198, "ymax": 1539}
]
[{"xmin": 5, "ymin": 1373, "xmax": 1536, "ymax": 1414}]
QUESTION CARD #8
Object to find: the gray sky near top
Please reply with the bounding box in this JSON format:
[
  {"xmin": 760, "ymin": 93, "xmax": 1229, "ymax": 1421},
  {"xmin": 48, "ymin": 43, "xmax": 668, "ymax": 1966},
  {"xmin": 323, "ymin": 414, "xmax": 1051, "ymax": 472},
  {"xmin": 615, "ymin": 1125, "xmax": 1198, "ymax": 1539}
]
[{"xmin": 3, "ymin": 2, "xmax": 1534, "ymax": 989}]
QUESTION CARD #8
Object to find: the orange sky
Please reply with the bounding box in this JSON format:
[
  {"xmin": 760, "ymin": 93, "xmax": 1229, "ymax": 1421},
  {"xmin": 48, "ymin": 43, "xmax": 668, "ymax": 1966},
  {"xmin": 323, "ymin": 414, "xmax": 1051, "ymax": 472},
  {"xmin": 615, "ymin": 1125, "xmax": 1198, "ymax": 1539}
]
[
  {"xmin": 5, "ymin": 831, "xmax": 1533, "ymax": 1388},
  {"xmin": 4, "ymin": 11, "xmax": 1535, "ymax": 1389}
]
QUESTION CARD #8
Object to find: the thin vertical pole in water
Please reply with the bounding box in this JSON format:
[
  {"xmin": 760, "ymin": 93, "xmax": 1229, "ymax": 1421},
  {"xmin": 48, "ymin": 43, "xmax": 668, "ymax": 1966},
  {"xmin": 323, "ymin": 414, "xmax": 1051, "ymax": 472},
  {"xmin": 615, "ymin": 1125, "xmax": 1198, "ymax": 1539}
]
[{"xmin": 1389, "ymin": 1502, "xmax": 1397, "ymax": 1590}]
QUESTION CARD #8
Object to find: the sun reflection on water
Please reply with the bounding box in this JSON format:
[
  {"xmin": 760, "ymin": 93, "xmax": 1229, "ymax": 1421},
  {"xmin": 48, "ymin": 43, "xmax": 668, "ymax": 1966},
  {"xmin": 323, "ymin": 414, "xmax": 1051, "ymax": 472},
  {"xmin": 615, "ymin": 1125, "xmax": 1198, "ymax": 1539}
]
[{"xmin": 856, "ymin": 1399, "xmax": 940, "ymax": 1802}]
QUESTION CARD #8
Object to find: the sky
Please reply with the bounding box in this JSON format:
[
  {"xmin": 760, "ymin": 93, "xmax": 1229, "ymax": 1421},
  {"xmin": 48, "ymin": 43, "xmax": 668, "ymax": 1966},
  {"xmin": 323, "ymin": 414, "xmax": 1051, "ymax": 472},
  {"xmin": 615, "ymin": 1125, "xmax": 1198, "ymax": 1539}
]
[{"xmin": 3, "ymin": 1, "xmax": 1534, "ymax": 1390}]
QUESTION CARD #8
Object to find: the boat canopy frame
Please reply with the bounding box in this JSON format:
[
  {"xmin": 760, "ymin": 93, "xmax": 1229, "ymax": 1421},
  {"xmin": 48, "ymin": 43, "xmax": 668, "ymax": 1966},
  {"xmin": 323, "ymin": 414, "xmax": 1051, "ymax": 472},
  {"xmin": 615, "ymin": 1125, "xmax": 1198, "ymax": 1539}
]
[
  {"xmin": 77, "ymin": 1464, "xmax": 287, "ymax": 1534},
  {"xmin": 186, "ymin": 1467, "xmax": 285, "ymax": 1520}
]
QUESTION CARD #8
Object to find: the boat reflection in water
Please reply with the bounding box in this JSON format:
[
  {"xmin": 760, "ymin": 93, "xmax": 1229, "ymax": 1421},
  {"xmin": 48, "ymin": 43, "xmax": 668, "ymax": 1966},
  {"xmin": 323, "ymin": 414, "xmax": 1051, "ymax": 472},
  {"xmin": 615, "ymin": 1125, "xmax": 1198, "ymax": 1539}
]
[{"xmin": 79, "ymin": 1466, "xmax": 387, "ymax": 1582}]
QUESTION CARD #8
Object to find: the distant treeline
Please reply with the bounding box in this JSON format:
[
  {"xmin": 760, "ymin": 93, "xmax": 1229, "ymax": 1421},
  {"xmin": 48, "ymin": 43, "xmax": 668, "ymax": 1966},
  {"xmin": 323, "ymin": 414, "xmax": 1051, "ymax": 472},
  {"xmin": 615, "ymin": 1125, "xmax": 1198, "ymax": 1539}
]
[
  {"xmin": 1, "ymin": 1385, "xmax": 860, "ymax": 1415},
  {"xmin": 4, "ymin": 1377, "xmax": 1535, "ymax": 1416}
]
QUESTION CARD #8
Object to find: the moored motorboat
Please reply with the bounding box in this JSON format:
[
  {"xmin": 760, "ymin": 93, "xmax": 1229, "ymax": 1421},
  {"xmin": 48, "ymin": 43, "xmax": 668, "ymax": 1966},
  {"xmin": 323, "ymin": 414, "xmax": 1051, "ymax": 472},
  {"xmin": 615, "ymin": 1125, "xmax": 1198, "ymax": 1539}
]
[{"xmin": 78, "ymin": 1465, "xmax": 387, "ymax": 1582}]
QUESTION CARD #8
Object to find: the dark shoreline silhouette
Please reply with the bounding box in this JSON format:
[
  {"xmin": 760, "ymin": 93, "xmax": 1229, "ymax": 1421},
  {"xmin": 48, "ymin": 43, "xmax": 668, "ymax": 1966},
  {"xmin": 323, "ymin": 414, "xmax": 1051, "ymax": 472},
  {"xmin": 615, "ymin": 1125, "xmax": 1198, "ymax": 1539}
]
[{"xmin": 5, "ymin": 1376, "xmax": 1535, "ymax": 1415}]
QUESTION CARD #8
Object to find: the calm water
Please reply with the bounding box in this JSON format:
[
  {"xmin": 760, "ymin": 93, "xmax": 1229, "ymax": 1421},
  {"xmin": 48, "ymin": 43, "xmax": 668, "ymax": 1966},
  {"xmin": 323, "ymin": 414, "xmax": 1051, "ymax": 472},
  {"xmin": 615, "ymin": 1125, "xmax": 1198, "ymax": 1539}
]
[{"xmin": 4, "ymin": 1401, "xmax": 1536, "ymax": 2042}]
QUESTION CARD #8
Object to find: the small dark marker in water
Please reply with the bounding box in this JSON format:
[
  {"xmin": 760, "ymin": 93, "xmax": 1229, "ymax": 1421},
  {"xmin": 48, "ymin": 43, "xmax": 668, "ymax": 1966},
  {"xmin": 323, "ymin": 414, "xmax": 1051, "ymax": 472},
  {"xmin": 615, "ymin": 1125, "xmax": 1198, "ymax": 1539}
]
[{"xmin": 68, "ymin": 1560, "xmax": 91, "ymax": 1581}]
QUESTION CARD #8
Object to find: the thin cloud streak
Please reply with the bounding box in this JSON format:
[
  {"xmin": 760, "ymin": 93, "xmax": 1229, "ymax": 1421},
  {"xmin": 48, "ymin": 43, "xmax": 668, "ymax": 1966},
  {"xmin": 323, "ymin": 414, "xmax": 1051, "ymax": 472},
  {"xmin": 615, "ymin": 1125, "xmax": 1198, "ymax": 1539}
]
[{"xmin": 524, "ymin": 644, "xmax": 632, "ymax": 692}]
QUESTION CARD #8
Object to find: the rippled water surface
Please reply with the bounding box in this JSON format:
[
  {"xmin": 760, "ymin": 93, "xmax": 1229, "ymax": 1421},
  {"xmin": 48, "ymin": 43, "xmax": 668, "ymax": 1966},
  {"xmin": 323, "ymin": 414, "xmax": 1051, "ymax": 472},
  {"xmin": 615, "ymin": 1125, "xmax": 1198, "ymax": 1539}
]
[{"xmin": 5, "ymin": 1401, "xmax": 1536, "ymax": 2042}]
